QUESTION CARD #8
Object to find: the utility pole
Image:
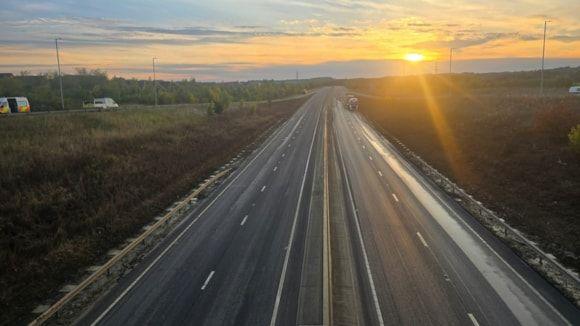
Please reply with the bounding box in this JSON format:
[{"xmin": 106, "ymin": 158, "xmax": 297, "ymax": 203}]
[
  {"xmin": 55, "ymin": 38, "xmax": 65, "ymax": 110},
  {"xmin": 448, "ymin": 48, "xmax": 454, "ymax": 97},
  {"xmin": 540, "ymin": 20, "xmax": 550, "ymax": 96},
  {"xmin": 449, "ymin": 48, "xmax": 453, "ymax": 74},
  {"xmin": 152, "ymin": 57, "xmax": 158, "ymax": 107}
]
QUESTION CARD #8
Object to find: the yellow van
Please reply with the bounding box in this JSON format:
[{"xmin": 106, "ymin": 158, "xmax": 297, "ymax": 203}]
[{"xmin": 0, "ymin": 97, "xmax": 31, "ymax": 114}]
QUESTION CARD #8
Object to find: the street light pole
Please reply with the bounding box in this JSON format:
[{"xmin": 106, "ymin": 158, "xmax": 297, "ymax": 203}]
[
  {"xmin": 152, "ymin": 57, "xmax": 158, "ymax": 107},
  {"xmin": 55, "ymin": 38, "xmax": 65, "ymax": 110},
  {"xmin": 540, "ymin": 20, "xmax": 550, "ymax": 96}
]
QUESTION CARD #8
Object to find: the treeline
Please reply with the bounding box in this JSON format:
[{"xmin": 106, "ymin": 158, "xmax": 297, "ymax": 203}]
[
  {"xmin": 341, "ymin": 66, "xmax": 580, "ymax": 97},
  {"xmin": 0, "ymin": 69, "xmax": 332, "ymax": 111},
  {"xmin": 3, "ymin": 66, "xmax": 577, "ymax": 110}
]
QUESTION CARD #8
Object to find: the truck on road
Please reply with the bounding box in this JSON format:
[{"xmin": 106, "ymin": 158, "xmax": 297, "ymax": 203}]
[{"xmin": 346, "ymin": 96, "xmax": 359, "ymax": 111}]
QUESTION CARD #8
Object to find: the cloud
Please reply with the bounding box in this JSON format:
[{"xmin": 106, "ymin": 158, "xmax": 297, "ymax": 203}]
[
  {"xmin": 18, "ymin": 2, "xmax": 60, "ymax": 12},
  {"xmin": 1, "ymin": 1, "xmax": 579, "ymax": 80},
  {"xmin": 0, "ymin": 15, "xmax": 367, "ymax": 50},
  {"xmin": 552, "ymin": 34, "xmax": 580, "ymax": 42}
]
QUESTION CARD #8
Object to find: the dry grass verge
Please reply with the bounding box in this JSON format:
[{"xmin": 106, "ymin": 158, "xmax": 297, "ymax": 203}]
[{"xmin": 0, "ymin": 97, "xmax": 308, "ymax": 324}]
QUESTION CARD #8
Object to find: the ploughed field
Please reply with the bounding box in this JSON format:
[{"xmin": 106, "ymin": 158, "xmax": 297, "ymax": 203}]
[
  {"xmin": 358, "ymin": 91, "xmax": 580, "ymax": 273},
  {"xmin": 0, "ymin": 97, "xmax": 308, "ymax": 324}
]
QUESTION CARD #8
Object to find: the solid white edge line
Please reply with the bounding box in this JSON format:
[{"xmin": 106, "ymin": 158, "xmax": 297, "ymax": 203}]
[
  {"xmin": 468, "ymin": 313, "xmax": 480, "ymax": 326},
  {"xmin": 201, "ymin": 271, "xmax": 215, "ymax": 290},
  {"xmin": 416, "ymin": 232, "xmax": 429, "ymax": 248},
  {"xmin": 90, "ymin": 96, "xmax": 312, "ymax": 326},
  {"xmin": 240, "ymin": 215, "xmax": 248, "ymax": 226},
  {"xmin": 269, "ymin": 102, "xmax": 322, "ymax": 326},
  {"xmin": 334, "ymin": 114, "xmax": 385, "ymax": 326}
]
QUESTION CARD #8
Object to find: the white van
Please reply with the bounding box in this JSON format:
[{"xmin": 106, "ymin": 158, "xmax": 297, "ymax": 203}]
[
  {"xmin": 83, "ymin": 98, "xmax": 119, "ymax": 110},
  {"xmin": 0, "ymin": 97, "xmax": 30, "ymax": 114},
  {"xmin": 569, "ymin": 86, "xmax": 580, "ymax": 95}
]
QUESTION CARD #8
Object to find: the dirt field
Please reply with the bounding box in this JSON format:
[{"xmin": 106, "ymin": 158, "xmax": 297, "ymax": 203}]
[
  {"xmin": 0, "ymin": 96, "xmax": 308, "ymax": 324},
  {"xmin": 358, "ymin": 91, "xmax": 580, "ymax": 273}
]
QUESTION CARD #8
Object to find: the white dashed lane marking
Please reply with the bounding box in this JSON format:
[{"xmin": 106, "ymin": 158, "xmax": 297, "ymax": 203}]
[
  {"xmin": 201, "ymin": 271, "xmax": 215, "ymax": 290},
  {"xmin": 468, "ymin": 313, "xmax": 480, "ymax": 326},
  {"xmin": 416, "ymin": 232, "xmax": 429, "ymax": 247}
]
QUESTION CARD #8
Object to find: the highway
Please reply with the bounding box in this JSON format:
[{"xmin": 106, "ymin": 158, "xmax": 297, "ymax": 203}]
[
  {"xmin": 77, "ymin": 87, "xmax": 330, "ymax": 326},
  {"xmin": 329, "ymin": 87, "xmax": 579, "ymax": 326},
  {"xmin": 76, "ymin": 87, "xmax": 579, "ymax": 326}
]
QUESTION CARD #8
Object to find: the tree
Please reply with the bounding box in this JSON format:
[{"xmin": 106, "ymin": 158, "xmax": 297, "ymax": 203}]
[{"xmin": 209, "ymin": 87, "xmax": 231, "ymax": 114}]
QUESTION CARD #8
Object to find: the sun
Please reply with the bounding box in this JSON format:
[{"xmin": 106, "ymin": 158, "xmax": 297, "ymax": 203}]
[{"xmin": 404, "ymin": 53, "xmax": 424, "ymax": 62}]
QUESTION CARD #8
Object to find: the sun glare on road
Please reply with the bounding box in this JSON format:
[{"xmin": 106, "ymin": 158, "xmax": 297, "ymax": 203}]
[{"xmin": 404, "ymin": 53, "xmax": 425, "ymax": 62}]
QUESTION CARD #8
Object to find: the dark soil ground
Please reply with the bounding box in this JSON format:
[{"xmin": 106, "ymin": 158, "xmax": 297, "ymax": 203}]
[
  {"xmin": 358, "ymin": 91, "xmax": 580, "ymax": 273},
  {"xmin": 0, "ymin": 97, "xmax": 308, "ymax": 324}
]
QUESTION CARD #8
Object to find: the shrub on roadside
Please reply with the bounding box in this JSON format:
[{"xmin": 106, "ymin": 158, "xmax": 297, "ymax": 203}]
[
  {"xmin": 532, "ymin": 104, "xmax": 577, "ymax": 142},
  {"xmin": 249, "ymin": 103, "xmax": 257, "ymax": 115},
  {"xmin": 208, "ymin": 87, "xmax": 231, "ymax": 114},
  {"xmin": 569, "ymin": 124, "xmax": 580, "ymax": 152}
]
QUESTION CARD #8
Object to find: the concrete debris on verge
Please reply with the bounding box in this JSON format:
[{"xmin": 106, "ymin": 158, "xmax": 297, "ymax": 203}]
[
  {"xmin": 32, "ymin": 305, "xmax": 50, "ymax": 314},
  {"xmin": 59, "ymin": 285, "xmax": 77, "ymax": 293},
  {"xmin": 86, "ymin": 266, "xmax": 102, "ymax": 273},
  {"xmin": 106, "ymin": 249, "xmax": 121, "ymax": 256}
]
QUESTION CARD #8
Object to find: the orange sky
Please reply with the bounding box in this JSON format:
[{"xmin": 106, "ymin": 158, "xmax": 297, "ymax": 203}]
[{"xmin": 1, "ymin": 1, "xmax": 579, "ymax": 80}]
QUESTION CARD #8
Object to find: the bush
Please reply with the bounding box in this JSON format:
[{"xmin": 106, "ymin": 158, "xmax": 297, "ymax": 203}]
[
  {"xmin": 532, "ymin": 104, "xmax": 577, "ymax": 142},
  {"xmin": 248, "ymin": 103, "xmax": 257, "ymax": 115},
  {"xmin": 208, "ymin": 87, "xmax": 231, "ymax": 114},
  {"xmin": 569, "ymin": 124, "xmax": 580, "ymax": 152}
]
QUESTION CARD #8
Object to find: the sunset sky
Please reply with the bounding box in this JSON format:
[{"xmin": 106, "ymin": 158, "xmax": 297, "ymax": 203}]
[{"xmin": 1, "ymin": 0, "xmax": 579, "ymax": 81}]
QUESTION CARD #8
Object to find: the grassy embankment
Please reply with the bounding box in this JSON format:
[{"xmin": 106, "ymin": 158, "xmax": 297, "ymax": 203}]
[
  {"xmin": 358, "ymin": 89, "xmax": 580, "ymax": 273},
  {"xmin": 0, "ymin": 96, "xmax": 308, "ymax": 323}
]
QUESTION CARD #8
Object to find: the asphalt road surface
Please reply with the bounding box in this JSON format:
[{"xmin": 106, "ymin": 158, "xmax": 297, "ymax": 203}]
[{"xmin": 77, "ymin": 87, "xmax": 579, "ymax": 326}]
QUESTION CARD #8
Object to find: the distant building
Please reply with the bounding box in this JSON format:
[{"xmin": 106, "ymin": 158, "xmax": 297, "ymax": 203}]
[{"xmin": 0, "ymin": 73, "xmax": 14, "ymax": 79}]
